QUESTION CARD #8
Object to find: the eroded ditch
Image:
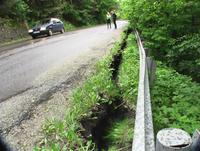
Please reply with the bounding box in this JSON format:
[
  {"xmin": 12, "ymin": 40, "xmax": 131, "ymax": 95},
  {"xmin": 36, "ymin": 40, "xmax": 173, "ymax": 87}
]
[{"xmin": 80, "ymin": 28, "xmax": 134, "ymax": 150}]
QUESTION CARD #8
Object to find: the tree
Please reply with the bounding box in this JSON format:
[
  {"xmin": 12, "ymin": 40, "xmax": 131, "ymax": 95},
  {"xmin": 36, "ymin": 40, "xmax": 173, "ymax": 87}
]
[
  {"xmin": 0, "ymin": 0, "xmax": 29, "ymax": 21},
  {"xmin": 120, "ymin": 0, "xmax": 200, "ymax": 82}
]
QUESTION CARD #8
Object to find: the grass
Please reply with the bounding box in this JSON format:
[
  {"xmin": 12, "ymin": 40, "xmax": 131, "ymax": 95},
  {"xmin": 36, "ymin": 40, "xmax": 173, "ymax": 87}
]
[
  {"xmin": 63, "ymin": 21, "xmax": 76, "ymax": 31},
  {"xmin": 105, "ymin": 117, "xmax": 134, "ymax": 151},
  {"xmin": 34, "ymin": 31, "xmax": 140, "ymax": 150},
  {"xmin": 118, "ymin": 34, "xmax": 139, "ymax": 109}
]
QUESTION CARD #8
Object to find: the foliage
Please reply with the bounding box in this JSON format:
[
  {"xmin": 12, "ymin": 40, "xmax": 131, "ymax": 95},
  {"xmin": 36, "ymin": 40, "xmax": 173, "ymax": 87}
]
[
  {"xmin": 118, "ymin": 0, "xmax": 133, "ymax": 19},
  {"xmin": 120, "ymin": 0, "xmax": 200, "ymax": 82},
  {"xmin": 168, "ymin": 33, "xmax": 200, "ymax": 81},
  {"xmin": 62, "ymin": 0, "xmax": 118, "ymax": 26},
  {"xmin": 62, "ymin": 21, "xmax": 75, "ymax": 31},
  {"xmin": 105, "ymin": 117, "xmax": 134, "ymax": 151},
  {"xmin": 118, "ymin": 34, "xmax": 139, "ymax": 109},
  {"xmin": 151, "ymin": 62, "xmax": 200, "ymax": 134},
  {"xmin": 0, "ymin": 0, "xmax": 118, "ymax": 27},
  {"xmin": 0, "ymin": 0, "xmax": 30, "ymax": 21}
]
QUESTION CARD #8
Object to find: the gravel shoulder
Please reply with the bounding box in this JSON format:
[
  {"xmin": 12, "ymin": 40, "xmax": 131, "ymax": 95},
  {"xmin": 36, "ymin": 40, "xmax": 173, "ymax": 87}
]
[{"xmin": 0, "ymin": 26, "xmax": 124, "ymax": 151}]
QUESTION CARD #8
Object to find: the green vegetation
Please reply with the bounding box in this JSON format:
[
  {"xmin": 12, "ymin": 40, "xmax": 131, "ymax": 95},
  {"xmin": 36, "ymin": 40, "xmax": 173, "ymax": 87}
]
[
  {"xmin": 0, "ymin": 0, "xmax": 118, "ymax": 27},
  {"xmin": 118, "ymin": 35, "xmax": 139, "ymax": 109},
  {"xmin": 62, "ymin": 21, "xmax": 75, "ymax": 31},
  {"xmin": 119, "ymin": 0, "xmax": 200, "ymax": 135},
  {"xmin": 105, "ymin": 34, "xmax": 139, "ymax": 150},
  {"xmin": 152, "ymin": 62, "xmax": 200, "ymax": 134},
  {"xmin": 34, "ymin": 32, "xmax": 139, "ymax": 150},
  {"xmin": 106, "ymin": 117, "xmax": 134, "ymax": 151},
  {"xmin": 120, "ymin": 0, "xmax": 200, "ymax": 82}
]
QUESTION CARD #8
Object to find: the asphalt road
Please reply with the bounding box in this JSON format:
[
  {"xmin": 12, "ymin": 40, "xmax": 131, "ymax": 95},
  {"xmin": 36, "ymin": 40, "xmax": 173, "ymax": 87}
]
[{"xmin": 0, "ymin": 21, "xmax": 127, "ymax": 102}]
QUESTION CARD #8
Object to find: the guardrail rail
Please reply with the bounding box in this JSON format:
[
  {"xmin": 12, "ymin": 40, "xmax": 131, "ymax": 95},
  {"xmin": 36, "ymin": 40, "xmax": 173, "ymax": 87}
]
[{"xmin": 132, "ymin": 31, "xmax": 155, "ymax": 151}]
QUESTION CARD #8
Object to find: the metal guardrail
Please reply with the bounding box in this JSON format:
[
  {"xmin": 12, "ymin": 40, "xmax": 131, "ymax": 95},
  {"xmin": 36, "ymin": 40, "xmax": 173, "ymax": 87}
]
[
  {"xmin": 132, "ymin": 31, "xmax": 155, "ymax": 151},
  {"xmin": 132, "ymin": 31, "xmax": 200, "ymax": 151}
]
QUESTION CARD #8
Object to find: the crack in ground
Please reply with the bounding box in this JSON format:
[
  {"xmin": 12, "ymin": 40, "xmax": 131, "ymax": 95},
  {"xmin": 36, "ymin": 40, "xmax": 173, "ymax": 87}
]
[
  {"xmin": 0, "ymin": 87, "xmax": 33, "ymax": 104},
  {"xmin": 36, "ymin": 64, "xmax": 89, "ymax": 105},
  {"xmin": 1, "ymin": 63, "xmax": 90, "ymax": 135}
]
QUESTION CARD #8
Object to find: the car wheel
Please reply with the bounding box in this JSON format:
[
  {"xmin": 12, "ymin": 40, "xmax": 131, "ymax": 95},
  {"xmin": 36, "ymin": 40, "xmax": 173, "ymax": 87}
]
[
  {"xmin": 32, "ymin": 35, "xmax": 37, "ymax": 39},
  {"xmin": 60, "ymin": 28, "xmax": 65, "ymax": 34},
  {"xmin": 48, "ymin": 30, "xmax": 53, "ymax": 36}
]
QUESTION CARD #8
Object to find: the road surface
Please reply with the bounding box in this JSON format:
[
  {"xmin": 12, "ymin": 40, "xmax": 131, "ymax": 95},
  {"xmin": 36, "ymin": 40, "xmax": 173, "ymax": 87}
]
[
  {"xmin": 0, "ymin": 21, "xmax": 127, "ymax": 102},
  {"xmin": 0, "ymin": 21, "xmax": 127, "ymax": 145}
]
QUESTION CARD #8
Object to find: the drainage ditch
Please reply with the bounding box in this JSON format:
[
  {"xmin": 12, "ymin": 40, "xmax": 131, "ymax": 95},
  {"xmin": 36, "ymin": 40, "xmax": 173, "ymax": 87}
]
[{"xmin": 80, "ymin": 28, "xmax": 134, "ymax": 150}]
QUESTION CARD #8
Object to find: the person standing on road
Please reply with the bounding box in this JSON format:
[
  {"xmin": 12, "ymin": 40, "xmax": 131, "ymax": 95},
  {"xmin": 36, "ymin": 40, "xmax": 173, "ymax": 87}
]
[
  {"xmin": 112, "ymin": 11, "xmax": 117, "ymax": 29},
  {"xmin": 106, "ymin": 12, "xmax": 112, "ymax": 29}
]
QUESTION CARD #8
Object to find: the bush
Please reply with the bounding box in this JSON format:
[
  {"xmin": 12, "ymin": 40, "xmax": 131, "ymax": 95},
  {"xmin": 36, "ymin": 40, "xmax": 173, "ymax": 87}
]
[
  {"xmin": 152, "ymin": 62, "xmax": 200, "ymax": 134},
  {"xmin": 167, "ymin": 33, "xmax": 200, "ymax": 82},
  {"xmin": 120, "ymin": 0, "xmax": 200, "ymax": 82}
]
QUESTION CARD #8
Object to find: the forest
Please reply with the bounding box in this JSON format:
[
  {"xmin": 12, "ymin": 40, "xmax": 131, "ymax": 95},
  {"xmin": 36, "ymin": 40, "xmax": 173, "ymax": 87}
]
[{"xmin": 0, "ymin": 0, "xmax": 118, "ymax": 27}]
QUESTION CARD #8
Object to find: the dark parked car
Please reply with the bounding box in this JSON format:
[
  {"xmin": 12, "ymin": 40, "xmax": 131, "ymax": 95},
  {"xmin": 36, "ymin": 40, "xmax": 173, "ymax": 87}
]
[{"xmin": 28, "ymin": 18, "xmax": 65, "ymax": 39}]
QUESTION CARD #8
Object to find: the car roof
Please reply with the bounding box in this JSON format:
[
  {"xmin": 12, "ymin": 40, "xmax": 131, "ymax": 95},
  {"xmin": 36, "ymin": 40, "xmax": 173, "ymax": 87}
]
[{"xmin": 50, "ymin": 18, "xmax": 61, "ymax": 22}]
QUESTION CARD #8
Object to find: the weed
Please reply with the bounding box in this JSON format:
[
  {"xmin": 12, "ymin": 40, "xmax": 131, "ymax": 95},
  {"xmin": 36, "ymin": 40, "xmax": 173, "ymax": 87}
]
[
  {"xmin": 118, "ymin": 34, "xmax": 139, "ymax": 109},
  {"xmin": 105, "ymin": 117, "xmax": 134, "ymax": 151}
]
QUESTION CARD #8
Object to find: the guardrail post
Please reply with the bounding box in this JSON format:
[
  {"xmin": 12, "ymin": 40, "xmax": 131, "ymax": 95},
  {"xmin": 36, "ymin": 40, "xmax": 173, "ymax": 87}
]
[
  {"xmin": 191, "ymin": 130, "xmax": 200, "ymax": 151},
  {"xmin": 156, "ymin": 128, "xmax": 192, "ymax": 151},
  {"xmin": 146, "ymin": 57, "xmax": 156, "ymax": 86}
]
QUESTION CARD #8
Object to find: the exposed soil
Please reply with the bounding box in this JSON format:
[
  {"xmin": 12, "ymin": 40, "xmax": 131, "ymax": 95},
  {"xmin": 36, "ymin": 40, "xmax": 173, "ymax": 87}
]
[
  {"xmin": 79, "ymin": 28, "xmax": 134, "ymax": 151},
  {"xmin": 110, "ymin": 28, "xmax": 132, "ymax": 80},
  {"xmin": 80, "ymin": 97, "xmax": 133, "ymax": 151}
]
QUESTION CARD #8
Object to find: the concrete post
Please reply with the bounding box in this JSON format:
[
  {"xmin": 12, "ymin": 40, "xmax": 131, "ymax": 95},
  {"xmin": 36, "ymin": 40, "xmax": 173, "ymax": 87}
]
[{"xmin": 156, "ymin": 128, "xmax": 192, "ymax": 151}]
